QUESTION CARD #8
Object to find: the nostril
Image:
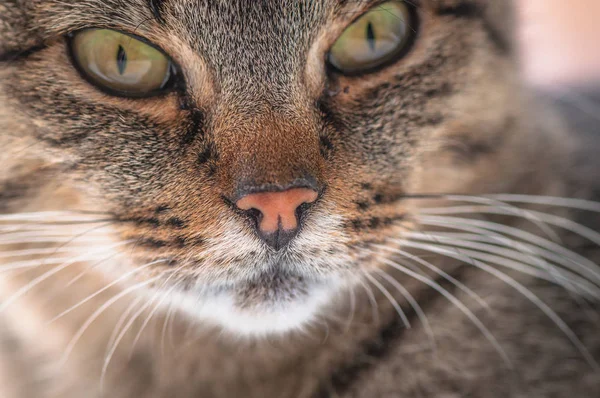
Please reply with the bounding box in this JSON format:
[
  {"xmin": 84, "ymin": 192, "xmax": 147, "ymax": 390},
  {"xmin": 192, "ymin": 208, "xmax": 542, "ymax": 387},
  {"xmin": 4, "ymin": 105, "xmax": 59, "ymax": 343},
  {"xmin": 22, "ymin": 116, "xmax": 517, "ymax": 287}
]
[
  {"xmin": 244, "ymin": 207, "xmax": 263, "ymax": 230},
  {"xmin": 295, "ymin": 201, "xmax": 314, "ymax": 223}
]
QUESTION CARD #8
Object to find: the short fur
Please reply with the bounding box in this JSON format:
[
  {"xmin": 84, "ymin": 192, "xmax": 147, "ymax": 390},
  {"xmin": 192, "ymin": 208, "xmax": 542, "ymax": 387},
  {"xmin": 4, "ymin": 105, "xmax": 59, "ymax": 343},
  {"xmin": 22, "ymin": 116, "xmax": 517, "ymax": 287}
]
[{"xmin": 0, "ymin": 0, "xmax": 599, "ymax": 397}]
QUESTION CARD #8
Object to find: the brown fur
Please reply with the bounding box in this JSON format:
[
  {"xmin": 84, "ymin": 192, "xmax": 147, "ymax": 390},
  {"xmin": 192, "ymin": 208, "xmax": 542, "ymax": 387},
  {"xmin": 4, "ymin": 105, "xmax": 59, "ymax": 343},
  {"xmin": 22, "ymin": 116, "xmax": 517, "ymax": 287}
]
[{"xmin": 0, "ymin": 0, "xmax": 599, "ymax": 397}]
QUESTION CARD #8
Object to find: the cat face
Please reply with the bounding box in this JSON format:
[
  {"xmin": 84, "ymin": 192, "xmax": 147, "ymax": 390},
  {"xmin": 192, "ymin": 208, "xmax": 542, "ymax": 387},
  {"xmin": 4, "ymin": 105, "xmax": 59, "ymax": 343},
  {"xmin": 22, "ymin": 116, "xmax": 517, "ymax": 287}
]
[{"xmin": 0, "ymin": 0, "xmax": 518, "ymax": 334}]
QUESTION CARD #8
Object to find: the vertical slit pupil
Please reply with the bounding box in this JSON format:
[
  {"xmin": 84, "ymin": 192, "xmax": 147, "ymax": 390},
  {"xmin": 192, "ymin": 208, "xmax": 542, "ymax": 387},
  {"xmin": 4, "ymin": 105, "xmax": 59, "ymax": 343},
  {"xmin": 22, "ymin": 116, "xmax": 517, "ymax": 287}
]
[
  {"xmin": 116, "ymin": 45, "xmax": 127, "ymax": 75},
  {"xmin": 366, "ymin": 21, "xmax": 376, "ymax": 51}
]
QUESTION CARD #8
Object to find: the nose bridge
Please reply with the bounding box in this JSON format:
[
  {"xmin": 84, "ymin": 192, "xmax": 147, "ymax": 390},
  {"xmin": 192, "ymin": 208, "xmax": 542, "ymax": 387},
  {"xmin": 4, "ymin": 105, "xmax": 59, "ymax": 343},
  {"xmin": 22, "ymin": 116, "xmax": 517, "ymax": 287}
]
[{"xmin": 212, "ymin": 105, "xmax": 324, "ymax": 195}]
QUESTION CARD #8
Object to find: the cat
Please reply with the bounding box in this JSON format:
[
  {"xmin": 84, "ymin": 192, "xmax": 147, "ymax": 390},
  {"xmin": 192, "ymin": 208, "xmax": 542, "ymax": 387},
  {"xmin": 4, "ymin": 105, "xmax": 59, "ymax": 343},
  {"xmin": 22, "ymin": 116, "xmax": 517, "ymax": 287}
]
[{"xmin": 0, "ymin": 0, "xmax": 599, "ymax": 397}]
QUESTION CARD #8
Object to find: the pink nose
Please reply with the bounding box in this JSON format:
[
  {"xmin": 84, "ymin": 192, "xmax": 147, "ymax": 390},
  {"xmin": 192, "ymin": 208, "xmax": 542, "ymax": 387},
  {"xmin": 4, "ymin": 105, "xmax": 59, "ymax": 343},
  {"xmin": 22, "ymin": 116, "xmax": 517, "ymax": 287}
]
[{"xmin": 235, "ymin": 188, "xmax": 318, "ymax": 249}]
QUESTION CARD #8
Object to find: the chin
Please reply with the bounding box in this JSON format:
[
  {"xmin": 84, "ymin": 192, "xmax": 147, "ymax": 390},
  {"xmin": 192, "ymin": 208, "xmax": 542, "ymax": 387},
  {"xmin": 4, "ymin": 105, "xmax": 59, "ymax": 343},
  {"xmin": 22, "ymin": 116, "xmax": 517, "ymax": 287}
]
[{"xmin": 164, "ymin": 272, "xmax": 345, "ymax": 337}]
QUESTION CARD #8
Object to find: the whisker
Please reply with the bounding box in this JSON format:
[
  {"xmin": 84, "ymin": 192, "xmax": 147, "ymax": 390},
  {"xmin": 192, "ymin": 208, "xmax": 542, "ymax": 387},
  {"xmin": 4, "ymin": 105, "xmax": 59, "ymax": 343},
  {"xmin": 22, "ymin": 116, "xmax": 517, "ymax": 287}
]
[
  {"xmin": 0, "ymin": 225, "xmax": 87, "ymax": 234},
  {"xmin": 0, "ymin": 255, "xmax": 108, "ymax": 274},
  {"xmin": 160, "ymin": 296, "xmax": 177, "ymax": 356},
  {"xmin": 403, "ymin": 231, "xmax": 600, "ymax": 323},
  {"xmin": 0, "ymin": 247, "xmax": 83, "ymax": 259},
  {"xmin": 363, "ymin": 270, "xmax": 411, "ymax": 329},
  {"xmin": 412, "ymin": 231, "xmax": 583, "ymax": 274},
  {"xmin": 105, "ymin": 296, "xmax": 145, "ymax": 359},
  {"xmin": 0, "ymin": 211, "xmax": 111, "ymax": 222},
  {"xmin": 343, "ymin": 283, "xmax": 357, "ymax": 334},
  {"xmin": 401, "ymin": 193, "xmax": 600, "ymax": 213},
  {"xmin": 373, "ymin": 267, "xmax": 436, "ymax": 353},
  {"xmin": 480, "ymin": 194, "xmax": 600, "ymax": 213},
  {"xmin": 371, "ymin": 251, "xmax": 511, "ymax": 367},
  {"xmin": 375, "ymin": 244, "xmax": 491, "ymax": 311},
  {"xmin": 396, "ymin": 240, "xmax": 599, "ymax": 371},
  {"xmin": 418, "ymin": 206, "xmax": 600, "ymax": 245},
  {"xmin": 128, "ymin": 272, "xmax": 181, "ymax": 359},
  {"xmin": 46, "ymin": 259, "xmax": 167, "ymax": 324},
  {"xmin": 403, "ymin": 233, "xmax": 600, "ymax": 294},
  {"xmin": 101, "ymin": 287, "xmax": 165, "ymax": 387},
  {"xmin": 0, "ymin": 241, "xmax": 131, "ymax": 313},
  {"xmin": 358, "ymin": 277, "xmax": 380, "ymax": 325},
  {"xmin": 62, "ymin": 251, "xmax": 123, "ymax": 288},
  {"xmin": 409, "ymin": 238, "xmax": 600, "ymax": 299},
  {"xmin": 0, "ymin": 230, "xmax": 112, "ymax": 241},
  {"xmin": 417, "ymin": 215, "xmax": 600, "ymax": 283},
  {"xmin": 0, "ymin": 237, "xmax": 115, "ymax": 245},
  {"xmin": 59, "ymin": 275, "xmax": 162, "ymax": 366},
  {"xmin": 433, "ymin": 195, "xmax": 561, "ymax": 242}
]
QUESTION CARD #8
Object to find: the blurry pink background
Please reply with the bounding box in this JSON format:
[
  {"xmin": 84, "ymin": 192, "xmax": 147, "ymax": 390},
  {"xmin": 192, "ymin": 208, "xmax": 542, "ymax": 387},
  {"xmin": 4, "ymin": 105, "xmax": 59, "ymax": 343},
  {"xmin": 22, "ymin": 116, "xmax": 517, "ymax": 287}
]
[{"xmin": 518, "ymin": 0, "xmax": 600, "ymax": 87}]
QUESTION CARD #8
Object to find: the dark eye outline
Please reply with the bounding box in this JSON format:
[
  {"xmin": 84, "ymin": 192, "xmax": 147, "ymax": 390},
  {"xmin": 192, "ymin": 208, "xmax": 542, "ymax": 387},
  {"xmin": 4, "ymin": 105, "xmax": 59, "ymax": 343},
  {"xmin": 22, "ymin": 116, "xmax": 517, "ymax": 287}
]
[
  {"xmin": 326, "ymin": 0, "xmax": 420, "ymax": 77},
  {"xmin": 66, "ymin": 28, "xmax": 182, "ymax": 99}
]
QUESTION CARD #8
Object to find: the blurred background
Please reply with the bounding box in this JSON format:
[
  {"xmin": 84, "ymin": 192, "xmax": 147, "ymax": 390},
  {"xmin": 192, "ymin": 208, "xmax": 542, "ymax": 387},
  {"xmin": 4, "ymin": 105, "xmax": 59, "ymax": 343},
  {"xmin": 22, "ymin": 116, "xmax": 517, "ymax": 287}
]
[
  {"xmin": 518, "ymin": 0, "xmax": 600, "ymax": 88},
  {"xmin": 519, "ymin": 0, "xmax": 600, "ymax": 147}
]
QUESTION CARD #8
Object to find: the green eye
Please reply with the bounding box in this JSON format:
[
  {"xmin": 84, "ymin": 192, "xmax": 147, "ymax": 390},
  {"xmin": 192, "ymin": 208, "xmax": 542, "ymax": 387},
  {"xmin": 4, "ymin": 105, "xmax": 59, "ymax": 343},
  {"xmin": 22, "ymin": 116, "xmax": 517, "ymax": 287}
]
[
  {"xmin": 328, "ymin": 1, "xmax": 416, "ymax": 74},
  {"xmin": 70, "ymin": 29, "xmax": 173, "ymax": 96}
]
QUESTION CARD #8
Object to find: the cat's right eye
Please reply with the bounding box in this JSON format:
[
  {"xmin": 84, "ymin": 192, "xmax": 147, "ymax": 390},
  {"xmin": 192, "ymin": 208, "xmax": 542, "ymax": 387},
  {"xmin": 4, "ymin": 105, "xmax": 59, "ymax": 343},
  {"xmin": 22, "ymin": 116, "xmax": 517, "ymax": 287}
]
[{"xmin": 69, "ymin": 29, "xmax": 175, "ymax": 97}]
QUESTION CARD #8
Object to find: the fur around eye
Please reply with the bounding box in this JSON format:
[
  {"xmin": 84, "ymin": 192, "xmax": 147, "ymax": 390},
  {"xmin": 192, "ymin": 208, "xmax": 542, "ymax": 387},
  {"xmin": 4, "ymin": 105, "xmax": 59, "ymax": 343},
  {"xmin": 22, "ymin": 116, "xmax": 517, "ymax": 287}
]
[
  {"xmin": 328, "ymin": 1, "xmax": 417, "ymax": 74},
  {"xmin": 68, "ymin": 29, "xmax": 174, "ymax": 97}
]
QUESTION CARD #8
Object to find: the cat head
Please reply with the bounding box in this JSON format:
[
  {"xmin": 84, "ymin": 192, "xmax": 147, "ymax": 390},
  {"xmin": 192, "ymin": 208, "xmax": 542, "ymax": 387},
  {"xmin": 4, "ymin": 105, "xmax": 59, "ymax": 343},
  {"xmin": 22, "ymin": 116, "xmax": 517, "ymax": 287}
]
[{"xmin": 0, "ymin": 0, "xmax": 528, "ymax": 335}]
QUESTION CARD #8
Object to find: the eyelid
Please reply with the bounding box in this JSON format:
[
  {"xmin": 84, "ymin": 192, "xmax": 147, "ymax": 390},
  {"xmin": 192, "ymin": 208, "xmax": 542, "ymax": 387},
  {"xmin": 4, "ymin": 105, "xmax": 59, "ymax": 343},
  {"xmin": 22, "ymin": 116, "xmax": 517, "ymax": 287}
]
[{"xmin": 66, "ymin": 28, "xmax": 173, "ymax": 59}]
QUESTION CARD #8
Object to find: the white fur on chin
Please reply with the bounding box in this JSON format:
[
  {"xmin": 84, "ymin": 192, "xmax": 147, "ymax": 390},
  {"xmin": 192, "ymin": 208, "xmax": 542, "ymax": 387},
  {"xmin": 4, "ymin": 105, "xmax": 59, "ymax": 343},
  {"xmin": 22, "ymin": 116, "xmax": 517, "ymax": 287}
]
[{"xmin": 159, "ymin": 280, "xmax": 341, "ymax": 336}]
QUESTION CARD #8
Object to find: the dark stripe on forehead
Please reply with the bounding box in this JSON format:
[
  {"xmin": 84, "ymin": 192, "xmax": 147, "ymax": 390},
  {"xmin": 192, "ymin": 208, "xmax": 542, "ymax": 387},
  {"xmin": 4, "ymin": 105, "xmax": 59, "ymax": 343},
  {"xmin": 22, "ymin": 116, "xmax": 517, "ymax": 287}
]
[
  {"xmin": 149, "ymin": 0, "xmax": 166, "ymax": 24},
  {"xmin": 436, "ymin": 1, "xmax": 480, "ymax": 17}
]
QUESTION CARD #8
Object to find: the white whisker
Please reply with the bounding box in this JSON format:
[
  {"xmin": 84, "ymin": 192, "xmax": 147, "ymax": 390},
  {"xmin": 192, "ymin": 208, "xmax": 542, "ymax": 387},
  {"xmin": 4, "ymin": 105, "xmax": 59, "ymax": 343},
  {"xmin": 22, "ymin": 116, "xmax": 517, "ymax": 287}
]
[
  {"xmin": 410, "ymin": 231, "xmax": 593, "ymax": 280},
  {"xmin": 0, "ymin": 237, "xmax": 115, "ymax": 245},
  {"xmin": 0, "ymin": 256, "xmax": 97, "ymax": 274},
  {"xmin": 343, "ymin": 283, "xmax": 357, "ymax": 334},
  {"xmin": 372, "ymin": 253, "xmax": 511, "ymax": 367},
  {"xmin": 480, "ymin": 194, "xmax": 600, "ymax": 213},
  {"xmin": 418, "ymin": 206, "xmax": 600, "ymax": 246},
  {"xmin": 358, "ymin": 277, "xmax": 380, "ymax": 325},
  {"xmin": 0, "ymin": 230, "xmax": 111, "ymax": 241},
  {"xmin": 363, "ymin": 270, "xmax": 411, "ymax": 329},
  {"xmin": 47, "ymin": 259, "xmax": 167, "ymax": 324},
  {"xmin": 375, "ymin": 244, "xmax": 491, "ymax": 311},
  {"xmin": 373, "ymin": 267, "xmax": 436, "ymax": 353},
  {"xmin": 161, "ymin": 297, "xmax": 177, "ymax": 356},
  {"xmin": 403, "ymin": 233, "xmax": 600, "ymax": 295},
  {"xmin": 0, "ymin": 247, "xmax": 83, "ymax": 259},
  {"xmin": 59, "ymin": 275, "xmax": 161, "ymax": 366},
  {"xmin": 395, "ymin": 240, "xmax": 599, "ymax": 371},
  {"xmin": 0, "ymin": 241, "xmax": 131, "ymax": 313},
  {"xmin": 106, "ymin": 296, "xmax": 145, "ymax": 358},
  {"xmin": 128, "ymin": 272, "xmax": 181, "ymax": 359},
  {"xmin": 435, "ymin": 195, "xmax": 560, "ymax": 242},
  {"xmin": 417, "ymin": 215, "xmax": 600, "ymax": 283},
  {"xmin": 101, "ymin": 288, "xmax": 163, "ymax": 387},
  {"xmin": 0, "ymin": 211, "xmax": 107, "ymax": 222}
]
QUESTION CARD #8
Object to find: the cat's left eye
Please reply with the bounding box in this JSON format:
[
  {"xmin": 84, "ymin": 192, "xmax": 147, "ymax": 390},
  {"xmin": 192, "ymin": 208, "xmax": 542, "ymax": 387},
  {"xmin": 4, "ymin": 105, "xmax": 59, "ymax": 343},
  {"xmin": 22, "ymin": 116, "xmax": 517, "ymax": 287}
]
[
  {"xmin": 328, "ymin": 1, "xmax": 416, "ymax": 74},
  {"xmin": 69, "ymin": 29, "xmax": 174, "ymax": 97}
]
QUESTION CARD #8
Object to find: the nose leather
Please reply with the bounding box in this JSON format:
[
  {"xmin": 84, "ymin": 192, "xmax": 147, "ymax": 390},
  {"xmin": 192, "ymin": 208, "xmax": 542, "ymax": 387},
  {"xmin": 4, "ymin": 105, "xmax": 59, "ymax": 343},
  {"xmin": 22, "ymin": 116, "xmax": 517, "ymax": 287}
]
[{"xmin": 236, "ymin": 187, "xmax": 318, "ymax": 249}]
